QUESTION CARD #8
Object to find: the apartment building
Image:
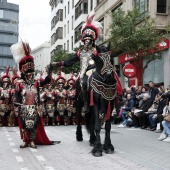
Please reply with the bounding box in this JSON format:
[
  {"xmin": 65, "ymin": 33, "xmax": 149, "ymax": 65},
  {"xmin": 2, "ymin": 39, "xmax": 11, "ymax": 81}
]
[
  {"xmin": 94, "ymin": 0, "xmax": 170, "ymax": 87},
  {"xmin": 49, "ymin": 0, "xmax": 95, "ymax": 57},
  {"xmin": 0, "ymin": 0, "xmax": 19, "ymax": 71}
]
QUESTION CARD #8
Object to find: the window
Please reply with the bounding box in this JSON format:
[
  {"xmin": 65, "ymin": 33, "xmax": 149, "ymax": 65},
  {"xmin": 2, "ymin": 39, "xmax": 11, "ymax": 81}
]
[
  {"xmin": 97, "ymin": 0, "xmax": 102, "ymax": 5},
  {"xmin": 67, "ymin": 40, "xmax": 69, "ymax": 51},
  {"xmin": 75, "ymin": 3, "xmax": 82, "ymax": 20},
  {"xmin": 64, "ymin": 43, "xmax": 66, "ymax": 51},
  {"xmin": 72, "ymin": 16, "xmax": 74, "ymax": 30},
  {"xmin": 67, "ymin": 21, "xmax": 69, "ymax": 34},
  {"xmin": 64, "ymin": 24, "xmax": 66, "ymax": 37},
  {"xmin": 74, "ymin": 25, "xmax": 82, "ymax": 43},
  {"xmin": 56, "ymin": 9, "xmax": 63, "ymax": 24},
  {"xmin": 72, "ymin": 0, "xmax": 74, "ymax": 8},
  {"xmin": 71, "ymin": 36, "xmax": 73, "ymax": 50},
  {"xmin": 68, "ymin": 2, "xmax": 70, "ymax": 14},
  {"xmin": 55, "ymin": 0, "xmax": 63, "ymax": 7},
  {"xmin": 134, "ymin": 0, "xmax": 149, "ymax": 17},
  {"xmin": 65, "ymin": 6, "xmax": 66, "ymax": 18},
  {"xmin": 51, "ymin": 16, "xmax": 56, "ymax": 29},
  {"xmin": 56, "ymin": 45, "xmax": 63, "ymax": 51},
  {"xmin": 51, "ymin": 33, "xmax": 56, "ymax": 45},
  {"xmin": 157, "ymin": 0, "xmax": 167, "ymax": 13},
  {"xmin": 83, "ymin": 3, "xmax": 88, "ymax": 14},
  {"xmin": 96, "ymin": 18, "xmax": 104, "ymax": 45},
  {"xmin": 0, "ymin": 10, "xmax": 3, "ymax": 18},
  {"xmin": 90, "ymin": 0, "xmax": 93, "ymax": 11},
  {"xmin": 56, "ymin": 27, "xmax": 63, "ymax": 40}
]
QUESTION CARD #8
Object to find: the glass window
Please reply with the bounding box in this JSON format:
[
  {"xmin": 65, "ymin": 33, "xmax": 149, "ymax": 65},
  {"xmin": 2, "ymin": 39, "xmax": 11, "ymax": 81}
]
[
  {"xmin": 65, "ymin": 6, "xmax": 66, "ymax": 18},
  {"xmin": 67, "ymin": 21, "xmax": 69, "ymax": 34},
  {"xmin": 72, "ymin": 16, "xmax": 74, "ymax": 30},
  {"xmin": 83, "ymin": 3, "xmax": 88, "ymax": 14},
  {"xmin": 67, "ymin": 40, "xmax": 69, "ymax": 51},
  {"xmin": 90, "ymin": 0, "xmax": 93, "ymax": 11},
  {"xmin": 72, "ymin": 0, "xmax": 74, "ymax": 8},
  {"xmin": 68, "ymin": 2, "xmax": 70, "ymax": 14},
  {"xmin": 134, "ymin": 0, "xmax": 149, "ymax": 17},
  {"xmin": 71, "ymin": 36, "xmax": 73, "ymax": 50},
  {"xmin": 157, "ymin": 0, "xmax": 167, "ymax": 13},
  {"xmin": 56, "ymin": 27, "xmax": 63, "ymax": 40},
  {"xmin": 0, "ymin": 10, "xmax": 3, "ymax": 18},
  {"xmin": 143, "ymin": 58, "xmax": 164, "ymax": 84}
]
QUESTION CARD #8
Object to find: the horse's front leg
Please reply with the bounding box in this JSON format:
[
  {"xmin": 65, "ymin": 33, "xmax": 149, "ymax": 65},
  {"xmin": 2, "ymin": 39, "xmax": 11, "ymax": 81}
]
[
  {"xmin": 103, "ymin": 119, "xmax": 114, "ymax": 154},
  {"xmin": 103, "ymin": 101, "xmax": 114, "ymax": 154},
  {"xmin": 91, "ymin": 104, "xmax": 103, "ymax": 157}
]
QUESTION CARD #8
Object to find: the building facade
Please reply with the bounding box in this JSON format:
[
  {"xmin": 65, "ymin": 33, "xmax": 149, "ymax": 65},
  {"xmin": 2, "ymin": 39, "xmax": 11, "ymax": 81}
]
[
  {"xmin": 0, "ymin": 0, "xmax": 19, "ymax": 71},
  {"xmin": 31, "ymin": 41, "xmax": 51, "ymax": 72},
  {"xmin": 94, "ymin": 0, "xmax": 170, "ymax": 88},
  {"xmin": 49, "ymin": 0, "xmax": 95, "ymax": 57}
]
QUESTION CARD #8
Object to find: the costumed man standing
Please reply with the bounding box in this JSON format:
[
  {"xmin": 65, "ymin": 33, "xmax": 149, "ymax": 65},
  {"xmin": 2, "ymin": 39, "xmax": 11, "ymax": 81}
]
[
  {"xmin": 66, "ymin": 73, "xmax": 76, "ymax": 125},
  {"xmin": 10, "ymin": 41, "xmax": 53, "ymax": 148},
  {"xmin": 53, "ymin": 15, "xmax": 103, "ymax": 113},
  {"xmin": 0, "ymin": 66, "xmax": 12, "ymax": 126},
  {"xmin": 54, "ymin": 70, "xmax": 67, "ymax": 125}
]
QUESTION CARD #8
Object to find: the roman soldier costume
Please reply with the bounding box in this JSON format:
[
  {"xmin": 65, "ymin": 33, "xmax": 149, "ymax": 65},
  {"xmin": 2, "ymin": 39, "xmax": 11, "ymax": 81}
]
[
  {"xmin": 66, "ymin": 73, "xmax": 76, "ymax": 125},
  {"xmin": 10, "ymin": 41, "xmax": 53, "ymax": 148},
  {"xmin": 54, "ymin": 70, "xmax": 67, "ymax": 125},
  {"xmin": 53, "ymin": 15, "xmax": 103, "ymax": 113},
  {"xmin": 0, "ymin": 66, "xmax": 12, "ymax": 126}
]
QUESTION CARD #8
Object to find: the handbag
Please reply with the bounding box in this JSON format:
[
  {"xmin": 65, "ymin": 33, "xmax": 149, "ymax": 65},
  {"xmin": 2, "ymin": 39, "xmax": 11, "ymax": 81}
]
[{"xmin": 164, "ymin": 115, "xmax": 170, "ymax": 122}]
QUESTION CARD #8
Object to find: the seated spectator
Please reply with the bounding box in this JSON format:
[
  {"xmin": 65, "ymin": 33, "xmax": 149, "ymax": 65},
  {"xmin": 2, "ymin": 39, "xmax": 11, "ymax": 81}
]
[
  {"xmin": 117, "ymin": 93, "xmax": 135, "ymax": 127},
  {"xmin": 158, "ymin": 104, "xmax": 170, "ymax": 142},
  {"xmin": 148, "ymin": 92, "xmax": 166, "ymax": 131},
  {"xmin": 131, "ymin": 93, "xmax": 152, "ymax": 128},
  {"xmin": 136, "ymin": 87, "xmax": 148, "ymax": 108}
]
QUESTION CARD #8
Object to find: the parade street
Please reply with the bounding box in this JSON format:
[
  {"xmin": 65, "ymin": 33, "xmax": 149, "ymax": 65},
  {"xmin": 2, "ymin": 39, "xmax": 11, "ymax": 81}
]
[{"xmin": 0, "ymin": 125, "xmax": 169, "ymax": 170}]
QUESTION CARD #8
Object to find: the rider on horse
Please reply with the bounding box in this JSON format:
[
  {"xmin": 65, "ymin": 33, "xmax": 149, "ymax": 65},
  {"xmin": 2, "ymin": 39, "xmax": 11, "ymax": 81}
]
[{"xmin": 53, "ymin": 15, "xmax": 102, "ymax": 113}]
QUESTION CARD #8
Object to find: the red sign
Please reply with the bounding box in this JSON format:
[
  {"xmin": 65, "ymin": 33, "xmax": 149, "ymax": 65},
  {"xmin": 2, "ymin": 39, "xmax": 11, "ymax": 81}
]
[
  {"xmin": 123, "ymin": 64, "xmax": 136, "ymax": 78},
  {"xmin": 119, "ymin": 38, "xmax": 170, "ymax": 64}
]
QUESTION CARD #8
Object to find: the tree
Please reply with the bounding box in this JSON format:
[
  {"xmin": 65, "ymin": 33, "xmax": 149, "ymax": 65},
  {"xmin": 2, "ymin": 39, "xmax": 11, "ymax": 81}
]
[
  {"xmin": 51, "ymin": 50, "xmax": 80, "ymax": 74},
  {"xmin": 107, "ymin": 8, "xmax": 169, "ymax": 79}
]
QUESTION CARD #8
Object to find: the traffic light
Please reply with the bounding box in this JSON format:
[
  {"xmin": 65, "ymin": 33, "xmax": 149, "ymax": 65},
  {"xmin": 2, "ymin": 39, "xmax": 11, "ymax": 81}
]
[{"xmin": 115, "ymin": 65, "xmax": 120, "ymax": 77}]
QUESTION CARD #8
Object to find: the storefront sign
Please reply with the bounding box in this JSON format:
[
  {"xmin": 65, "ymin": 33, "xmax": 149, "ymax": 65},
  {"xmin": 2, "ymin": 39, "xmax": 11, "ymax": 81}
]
[
  {"xmin": 123, "ymin": 64, "xmax": 136, "ymax": 78},
  {"xmin": 118, "ymin": 38, "xmax": 170, "ymax": 64}
]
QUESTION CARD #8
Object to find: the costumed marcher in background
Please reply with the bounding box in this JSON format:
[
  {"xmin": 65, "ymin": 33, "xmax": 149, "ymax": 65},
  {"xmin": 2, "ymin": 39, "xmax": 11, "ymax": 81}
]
[
  {"xmin": 0, "ymin": 66, "xmax": 12, "ymax": 126},
  {"xmin": 53, "ymin": 15, "xmax": 103, "ymax": 113},
  {"xmin": 66, "ymin": 72, "xmax": 76, "ymax": 125},
  {"xmin": 54, "ymin": 70, "xmax": 67, "ymax": 126},
  {"xmin": 10, "ymin": 41, "xmax": 54, "ymax": 149},
  {"xmin": 9, "ymin": 67, "xmax": 20, "ymax": 127}
]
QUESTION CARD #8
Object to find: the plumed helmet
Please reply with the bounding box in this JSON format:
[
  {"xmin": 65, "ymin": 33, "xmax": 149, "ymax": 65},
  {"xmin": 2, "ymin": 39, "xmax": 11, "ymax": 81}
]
[
  {"xmin": 81, "ymin": 14, "xmax": 103, "ymax": 42},
  {"xmin": 56, "ymin": 68, "xmax": 65, "ymax": 85},
  {"xmin": 11, "ymin": 67, "xmax": 20, "ymax": 85},
  {"xmin": 1, "ymin": 66, "xmax": 11, "ymax": 83},
  {"xmin": 10, "ymin": 41, "xmax": 34, "ymax": 74}
]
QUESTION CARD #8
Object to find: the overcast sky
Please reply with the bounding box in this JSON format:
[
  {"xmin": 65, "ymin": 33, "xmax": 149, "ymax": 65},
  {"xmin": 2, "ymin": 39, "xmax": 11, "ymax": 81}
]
[{"xmin": 8, "ymin": 0, "xmax": 51, "ymax": 49}]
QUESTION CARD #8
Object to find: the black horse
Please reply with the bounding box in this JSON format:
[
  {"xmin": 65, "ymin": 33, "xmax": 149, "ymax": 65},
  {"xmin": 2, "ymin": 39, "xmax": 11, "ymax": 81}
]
[{"xmin": 76, "ymin": 43, "xmax": 119, "ymax": 157}]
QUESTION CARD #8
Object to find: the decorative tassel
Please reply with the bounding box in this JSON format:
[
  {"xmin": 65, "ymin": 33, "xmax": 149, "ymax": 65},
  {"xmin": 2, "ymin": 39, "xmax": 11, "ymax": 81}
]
[
  {"xmin": 105, "ymin": 101, "xmax": 111, "ymax": 121},
  {"xmin": 90, "ymin": 89, "xmax": 94, "ymax": 106}
]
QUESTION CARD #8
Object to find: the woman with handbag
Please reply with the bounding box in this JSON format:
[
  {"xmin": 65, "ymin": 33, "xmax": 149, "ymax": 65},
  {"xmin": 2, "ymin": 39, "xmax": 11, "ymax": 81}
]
[{"xmin": 158, "ymin": 102, "xmax": 170, "ymax": 142}]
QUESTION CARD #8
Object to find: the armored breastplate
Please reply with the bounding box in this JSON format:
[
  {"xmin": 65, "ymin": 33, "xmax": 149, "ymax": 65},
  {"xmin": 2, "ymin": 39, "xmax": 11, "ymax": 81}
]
[
  {"xmin": 23, "ymin": 86, "xmax": 37, "ymax": 105},
  {"xmin": 79, "ymin": 49, "xmax": 93, "ymax": 79}
]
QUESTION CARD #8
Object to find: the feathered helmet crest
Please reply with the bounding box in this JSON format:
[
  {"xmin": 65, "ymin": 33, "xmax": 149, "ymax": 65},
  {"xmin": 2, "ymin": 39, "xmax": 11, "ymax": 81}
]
[
  {"xmin": 1, "ymin": 66, "xmax": 11, "ymax": 83},
  {"xmin": 56, "ymin": 68, "xmax": 65, "ymax": 85},
  {"xmin": 67, "ymin": 72, "xmax": 76, "ymax": 86},
  {"xmin": 81, "ymin": 14, "xmax": 103, "ymax": 41},
  {"xmin": 12, "ymin": 67, "xmax": 20, "ymax": 84},
  {"xmin": 10, "ymin": 41, "xmax": 34, "ymax": 74}
]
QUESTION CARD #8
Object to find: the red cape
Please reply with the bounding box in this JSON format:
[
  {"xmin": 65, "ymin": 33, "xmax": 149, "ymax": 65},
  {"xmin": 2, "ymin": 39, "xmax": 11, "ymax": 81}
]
[{"xmin": 18, "ymin": 116, "xmax": 53, "ymax": 145}]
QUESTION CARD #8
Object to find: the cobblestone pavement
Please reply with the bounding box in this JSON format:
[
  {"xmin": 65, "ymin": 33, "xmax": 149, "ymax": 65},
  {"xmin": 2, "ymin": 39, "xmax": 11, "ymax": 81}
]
[{"xmin": 0, "ymin": 125, "xmax": 169, "ymax": 170}]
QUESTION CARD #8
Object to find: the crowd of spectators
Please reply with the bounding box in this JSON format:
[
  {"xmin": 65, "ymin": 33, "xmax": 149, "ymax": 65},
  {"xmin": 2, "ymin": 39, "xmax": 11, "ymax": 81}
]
[{"xmin": 112, "ymin": 81, "xmax": 170, "ymax": 142}]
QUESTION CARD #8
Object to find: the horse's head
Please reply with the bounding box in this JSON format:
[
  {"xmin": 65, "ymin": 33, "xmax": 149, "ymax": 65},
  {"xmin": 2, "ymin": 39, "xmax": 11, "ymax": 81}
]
[{"xmin": 92, "ymin": 42, "xmax": 116, "ymax": 84}]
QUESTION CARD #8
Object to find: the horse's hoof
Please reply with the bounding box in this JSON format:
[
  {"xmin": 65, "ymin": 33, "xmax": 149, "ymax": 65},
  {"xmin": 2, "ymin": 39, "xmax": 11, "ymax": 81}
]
[
  {"xmin": 76, "ymin": 137, "xmax": 83, "ymax": 141},
  {"xmin": 105, "ymin": 149, "xmax": 114, "ymax": 154},
  {"xmin": 92, "ymin": 151, "xmax": 102, "ymax": 157}
]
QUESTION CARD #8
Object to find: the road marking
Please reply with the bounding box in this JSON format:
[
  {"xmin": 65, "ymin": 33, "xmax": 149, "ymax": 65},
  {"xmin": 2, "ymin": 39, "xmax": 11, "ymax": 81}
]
[
  {"xmin": 20, "ymin": 168, "xmax": 29, "ymax": 170},
  {"xmin": 16, "ymin": 131, "xmax": 20, "ymax": 134},
  {"xmin": 71, "ymin": 129, "xmax": 86, "ymax": 132},
  {"xmin": 16, "ymin": 156, "xmax": 24, "ymax": 162},
  {"xmin": 126, "ymin": 129, "xmax": 141, "ymax": 131},
  {"xmin": 6, "ymin": 134, "xmax": 10, "ymax": 137},
  {"xmin": 5, "ymin": 131, "xmax": 9, "ymax": 134},
  {"xmin": 8, "ymin": 138, "xmax": 12, "ymax": 140},
  {"xmin": 45, "ymin": 167, "xmax": 55, "ymax": 170},
  {"xmin": 30, "ymin": 148, "xmax": 37, "ymax": 152},
  {"xmin": 10, "ymin": 142, "xmax": 15, "ymax": 146},
  {"xmin": 12, "ymin": 148, "xmax": 19, "ymax": 153},
  {"xmin": 36, "ymin": 156, "xmax": 46, "ymax": 161},
  {"xmin": 45, "ymin": 129, "xmax": 50, "ymax": 132}
]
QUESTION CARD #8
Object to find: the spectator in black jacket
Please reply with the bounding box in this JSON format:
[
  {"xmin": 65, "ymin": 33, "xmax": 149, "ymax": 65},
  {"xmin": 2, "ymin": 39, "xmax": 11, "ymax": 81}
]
[
  {"xmin": 148, "ymin": 81, "xmax": 159, "ymax": 103},
  {"xmin": 131, "ymin": 93, "xmax": 153, "ymax": 128},
  {"xmin": 148, "ymin": 92, "xmax": 166, "ymax": 131}
]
